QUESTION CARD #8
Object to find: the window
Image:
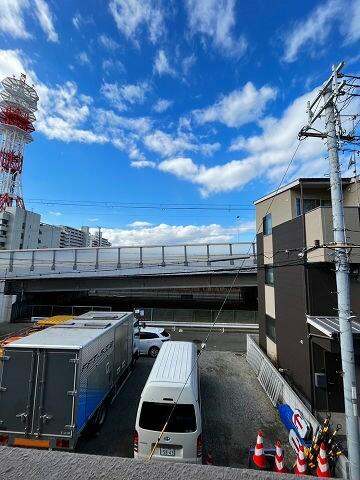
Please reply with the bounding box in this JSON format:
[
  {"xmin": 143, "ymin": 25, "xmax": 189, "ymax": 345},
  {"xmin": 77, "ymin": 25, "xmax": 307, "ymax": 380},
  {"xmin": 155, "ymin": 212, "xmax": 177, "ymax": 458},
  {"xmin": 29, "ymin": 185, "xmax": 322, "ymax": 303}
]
[
  {"xmin": 266, "ymin": 315, "xmax": 276, "ymax": 342},
  {"xmin": 296, "ymin": 198, "xmax": 332, "ymax": 216},
  {"xmin": 140, "ymin": 332, "xmax": 159, "ymax": 340},
  {"xmin": 263, "ymin": 213, "xmax": 272, "ymax": 235},
  {"xmin": 161, "ymin": 329, "xmax": 170, "ymax": 337},
  {"xmin": 265, "ymin": 265, "xmax": 274, "ymax": 286},
  {"xmin": 139, "ymin": 402, "xmax": 196, "ymax": 432}
]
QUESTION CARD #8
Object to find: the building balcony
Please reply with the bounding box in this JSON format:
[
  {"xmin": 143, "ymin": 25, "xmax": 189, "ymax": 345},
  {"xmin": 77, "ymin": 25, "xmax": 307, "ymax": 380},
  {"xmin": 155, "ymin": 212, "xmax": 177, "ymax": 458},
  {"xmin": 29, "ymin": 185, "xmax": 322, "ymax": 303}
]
[{"xmin": 305, "ymin": 206, "xmax": 360, "ymax": 263}]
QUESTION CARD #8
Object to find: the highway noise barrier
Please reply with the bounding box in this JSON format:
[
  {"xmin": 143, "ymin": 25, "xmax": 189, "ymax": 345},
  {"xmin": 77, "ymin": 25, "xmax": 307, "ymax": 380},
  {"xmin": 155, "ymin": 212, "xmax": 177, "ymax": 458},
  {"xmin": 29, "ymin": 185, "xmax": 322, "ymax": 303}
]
[
  {"xmin": 294, "ymin": 445, "xmax": 308, "ymax": 475},
  {"xmin": 316, "ymin": 443, "xmax": 331, "ymax": 478},
  {"xmin": 252, "ymin": 431, "xmax": 267, "ymax": 469},
  {"xmin": 205, "ymin": 451, "xmax": 214, "ymax": 465},
  {"xmin": 274, "ymin": 440, "xmax": 287, "ymax": 473}
]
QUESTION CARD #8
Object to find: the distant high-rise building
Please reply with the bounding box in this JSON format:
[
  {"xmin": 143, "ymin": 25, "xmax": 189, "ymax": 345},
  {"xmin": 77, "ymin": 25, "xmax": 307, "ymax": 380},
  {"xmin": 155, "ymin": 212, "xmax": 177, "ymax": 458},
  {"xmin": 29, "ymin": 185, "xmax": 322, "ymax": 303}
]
[{"xmin": 0, "ymin": 208, "xmax": 60, "ymax": 250}]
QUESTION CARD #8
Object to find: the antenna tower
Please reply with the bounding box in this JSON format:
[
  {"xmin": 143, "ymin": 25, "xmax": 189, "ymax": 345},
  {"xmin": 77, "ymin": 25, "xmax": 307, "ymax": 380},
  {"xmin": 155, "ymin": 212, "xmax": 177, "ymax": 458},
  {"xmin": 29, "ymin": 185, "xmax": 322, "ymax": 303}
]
[{"xmin": 0, "ymin": 73, "xmax": 38, "ymax": 210}]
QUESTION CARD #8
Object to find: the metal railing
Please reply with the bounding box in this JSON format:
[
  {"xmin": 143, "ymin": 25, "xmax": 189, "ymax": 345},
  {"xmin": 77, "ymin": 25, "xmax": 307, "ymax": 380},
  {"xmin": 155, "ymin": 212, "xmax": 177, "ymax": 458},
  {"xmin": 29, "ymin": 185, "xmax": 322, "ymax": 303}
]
[
  {"xmin": 0, "ymin": 241, "xmax": 256, "ymax": 278},
  {"xmin": 145, "ymin": 321, "xmax": 259, "ymax": 332},
  {"xmin": 246, "ymin": 334, "xmax": 350, "ymax": 478},
  {"xmin": 14, "ymin": 305, "xmax": 257, "ymax": 323}
]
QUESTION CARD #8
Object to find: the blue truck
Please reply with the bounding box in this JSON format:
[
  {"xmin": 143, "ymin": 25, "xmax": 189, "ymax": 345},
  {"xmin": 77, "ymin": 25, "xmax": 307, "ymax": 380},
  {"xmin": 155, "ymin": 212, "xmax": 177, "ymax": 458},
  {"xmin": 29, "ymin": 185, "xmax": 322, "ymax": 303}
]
[{"xmin": 0, "ymin": 311, "xmax": 136, "ymax": 450}]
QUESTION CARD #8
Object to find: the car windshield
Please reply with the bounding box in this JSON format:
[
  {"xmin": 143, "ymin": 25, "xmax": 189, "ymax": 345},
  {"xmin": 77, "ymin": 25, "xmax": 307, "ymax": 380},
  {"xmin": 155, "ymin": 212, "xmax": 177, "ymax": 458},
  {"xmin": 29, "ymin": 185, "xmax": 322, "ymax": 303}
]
[{"xmin": 139, "ymin": 402, "xmax": 196, "ymax": 432}]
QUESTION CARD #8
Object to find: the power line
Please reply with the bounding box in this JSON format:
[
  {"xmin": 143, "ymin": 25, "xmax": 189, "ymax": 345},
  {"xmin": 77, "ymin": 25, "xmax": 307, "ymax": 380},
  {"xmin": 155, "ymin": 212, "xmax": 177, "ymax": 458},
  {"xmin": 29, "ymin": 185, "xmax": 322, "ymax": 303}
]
[{"xmin": 148, "ymin": 139, "xmax": 304, "ymax": 459}]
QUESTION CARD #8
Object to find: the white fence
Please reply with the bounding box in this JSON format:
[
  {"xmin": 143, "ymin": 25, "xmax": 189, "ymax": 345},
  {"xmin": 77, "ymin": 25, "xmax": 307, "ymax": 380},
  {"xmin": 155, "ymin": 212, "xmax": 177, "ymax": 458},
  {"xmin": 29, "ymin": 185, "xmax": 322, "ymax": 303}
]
[{"xmin": 246, "ymin": 334, "xmax": 350, "ymax": 478}]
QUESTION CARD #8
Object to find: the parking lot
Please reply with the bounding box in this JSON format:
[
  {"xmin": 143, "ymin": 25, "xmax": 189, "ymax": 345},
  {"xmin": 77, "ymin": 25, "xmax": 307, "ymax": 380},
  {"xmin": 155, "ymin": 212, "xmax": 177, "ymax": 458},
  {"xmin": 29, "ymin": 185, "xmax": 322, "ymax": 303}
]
[
  {"xmin": 0, "ymin": 323, "xmax": 289, "ymax": 468},
  {"xmin": 77, "ymin": 348, "xmax": 289, "ymax": 467}
]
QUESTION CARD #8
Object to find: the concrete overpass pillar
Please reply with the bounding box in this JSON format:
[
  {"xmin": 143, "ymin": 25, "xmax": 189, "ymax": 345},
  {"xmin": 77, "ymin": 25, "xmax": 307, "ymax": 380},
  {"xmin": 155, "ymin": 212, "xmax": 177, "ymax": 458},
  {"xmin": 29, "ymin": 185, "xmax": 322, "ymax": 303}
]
[{"xmin": 0, "ymin": 280, "xmax": 13, "ymax": 323}]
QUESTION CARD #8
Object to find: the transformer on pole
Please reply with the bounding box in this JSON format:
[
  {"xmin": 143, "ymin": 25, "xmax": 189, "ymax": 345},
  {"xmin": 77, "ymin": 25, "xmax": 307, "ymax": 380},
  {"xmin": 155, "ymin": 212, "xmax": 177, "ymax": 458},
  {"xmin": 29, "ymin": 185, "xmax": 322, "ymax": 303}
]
[{"xmin": 0, "ymin": 73, "xmax": 38, "ymax": 211}]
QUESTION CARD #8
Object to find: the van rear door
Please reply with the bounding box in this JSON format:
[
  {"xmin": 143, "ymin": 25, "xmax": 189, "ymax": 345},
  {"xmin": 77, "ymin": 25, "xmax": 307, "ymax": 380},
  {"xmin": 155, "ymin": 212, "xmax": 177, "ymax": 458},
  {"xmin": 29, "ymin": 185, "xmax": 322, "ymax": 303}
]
[
  {"xmin": 34, "ymin": 350, "xmax": 78, "ymax": 437},
  {"xmin": 0, "ymin": 348, "xmax": 35, "ymax": 435},
  {"xmin": 138, "ymin": 401, "xmax": 200, "ymax": 461},
  {"xmin": 0, "ymin": 348, "xmax": 78, "ymax": 438}
]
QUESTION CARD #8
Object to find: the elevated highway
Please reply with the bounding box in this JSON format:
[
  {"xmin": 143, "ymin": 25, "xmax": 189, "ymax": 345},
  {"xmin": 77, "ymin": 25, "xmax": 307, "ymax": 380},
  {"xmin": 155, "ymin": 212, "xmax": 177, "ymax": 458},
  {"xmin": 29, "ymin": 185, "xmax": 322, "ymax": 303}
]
[{"xmin": 0, "ymin": 242, "xmax": 257, "ymax": 321}]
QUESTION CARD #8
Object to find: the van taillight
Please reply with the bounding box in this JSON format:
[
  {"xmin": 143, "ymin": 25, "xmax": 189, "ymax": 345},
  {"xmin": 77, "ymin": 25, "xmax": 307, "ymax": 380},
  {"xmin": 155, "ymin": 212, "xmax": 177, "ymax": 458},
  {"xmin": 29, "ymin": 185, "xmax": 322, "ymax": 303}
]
[
  {"xmin": 134, "ymin": 430, "xmax": 139, "ymax": 452},
  {"xmin": 56, "ymin": 439, "xmax": 70, "ymax": 449},
  {"xmin": 197, "ymin": 435, "xmax": 202, "ymax": 457},
  {"xmin": 0, "ymin": 434, "xmax": 8, "ymax": 445}
]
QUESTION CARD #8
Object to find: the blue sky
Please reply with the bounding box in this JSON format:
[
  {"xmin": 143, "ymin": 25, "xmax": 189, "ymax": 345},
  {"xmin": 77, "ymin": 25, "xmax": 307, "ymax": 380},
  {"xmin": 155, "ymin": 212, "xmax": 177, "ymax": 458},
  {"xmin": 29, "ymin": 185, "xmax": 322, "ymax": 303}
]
[{"xmin": 0, "ymin": 0, "xmax": 359, "ymax": 246}]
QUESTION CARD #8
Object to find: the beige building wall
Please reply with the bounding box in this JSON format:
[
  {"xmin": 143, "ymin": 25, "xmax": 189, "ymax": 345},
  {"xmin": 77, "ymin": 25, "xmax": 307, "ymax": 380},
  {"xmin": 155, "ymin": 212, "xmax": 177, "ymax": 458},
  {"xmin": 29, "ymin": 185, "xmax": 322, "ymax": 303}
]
[
  {"xmin": 266, "ymin": 336, "xmax": 277, "ymax": 362},
  {"xmin": 263, "ymin": 234, "xmax": 273, "ymax": 265},
  {"xmin": 265, "ymin": 285, "xmax": 276, "ymax": 318},
  {"xmin": 255, "ymin": 189, "xmax": 293, "ymax": 232}
]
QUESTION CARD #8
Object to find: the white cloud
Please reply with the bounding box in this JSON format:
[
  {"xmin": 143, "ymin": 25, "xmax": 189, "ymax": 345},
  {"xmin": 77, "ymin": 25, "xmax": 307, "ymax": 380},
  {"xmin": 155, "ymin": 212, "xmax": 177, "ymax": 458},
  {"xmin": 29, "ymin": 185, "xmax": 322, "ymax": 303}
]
[
  {"xmin": 88, "ymin": 217, "xmax": 99, "ymax": 222},
  {"xmin": 131, "ymin": 160, "xmax": 156, "ymax": 168},
  {"xmin": 153, "ymin": 50, "xmax": 176, "ymax": 76},
  {"xmin": 109, "ymin": 0, "xmax": 165, "ymax": 45},
  {"xmin": 152, "ymin": 98, "xmax": 173, "ymax": 113},
  {"xmin": 76, "ymin": 51, "xmax": 90, "ymax": 66},
  {"xmin": 33, "ymin": 0, "xmax": 58, "ymax": 42},
  {"xmin": 72, "ymin": 13, "xmax": 82, "ymax": 30},
  {"xmin": 344, "ymin": 1, "xmax": 360, "ymax": 44},
  {"xmin": 193, "ymin": 82, "xmax": 277, "ymax": 128},
  {"xmin": 144, "ymin": 129, "xmax": 220, "ymax": 157},
  {"xmin": 0, "ymin": 48, "xmax": 153, "ymax": 156},
  {"xmin": 98, "ymin": 34, "xmax": 120, "ymax": 50},
  {"xmin": 182, "ymin": 54, "xmax": 196, "ymax": 75},
  {"xmin": 128, "ymin": 220, "xmax": 153, "ymax": 227},
  {"xmin": 48, "ymin": 211, "xmax": 62, "ymax": 216},
  {"xmin": 0, "ymin": 0, "xmax": 58, "ymax": 41},
  {"xmin": 101, "ymin": 81, "xmax": 149, "ymax": 111},
  {"xmin": 282, "ymin": 0, "xmax": 360, "ymax": 63},
  {"xmin": 185, "ymin": 0, "xmax": 247, "ymax": 58},
  {"xmin": 156, "ymin": 85, "xmax": 334, "ymax": 196},
  {"xmin": 95, "ymin": 108, "xmax": 151, "ymax": 134},
  {"xmin": 101, "ymin": 221, "xmax": 255, "ymax": 246},
  {"xmin": 102, "ymin": 59, "xmax": 126, "ymax": 73},
  {"xmin": 0, "ymin": 0, "xmax": 31, "ymax": 40}
]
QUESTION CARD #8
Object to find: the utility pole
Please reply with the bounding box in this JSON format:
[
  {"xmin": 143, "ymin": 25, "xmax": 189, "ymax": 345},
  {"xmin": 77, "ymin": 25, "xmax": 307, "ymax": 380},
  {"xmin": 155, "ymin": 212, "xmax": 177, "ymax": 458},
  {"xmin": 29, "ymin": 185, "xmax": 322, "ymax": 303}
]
[
  {"xmin": 300, "ymin": 62, "xmax": 360, "ymax": 480},
  {"xmin": 97, "ymin": 226, "xmax": 101, "ymax": 247}
]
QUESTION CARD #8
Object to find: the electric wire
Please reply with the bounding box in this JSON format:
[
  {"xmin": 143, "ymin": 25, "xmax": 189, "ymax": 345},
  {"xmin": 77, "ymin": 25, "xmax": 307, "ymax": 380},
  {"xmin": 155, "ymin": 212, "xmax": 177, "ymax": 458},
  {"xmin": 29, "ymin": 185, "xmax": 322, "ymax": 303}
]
[{"xmin": 147, "ymin": 139, "xmax": 303, "ymax": 459}]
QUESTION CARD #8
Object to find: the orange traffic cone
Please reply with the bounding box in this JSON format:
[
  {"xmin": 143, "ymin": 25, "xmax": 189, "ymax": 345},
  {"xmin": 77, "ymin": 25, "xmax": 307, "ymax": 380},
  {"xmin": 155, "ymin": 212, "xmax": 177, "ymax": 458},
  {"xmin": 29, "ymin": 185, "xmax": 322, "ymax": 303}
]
[
  {"xmin": 274, "ymin": 440, "xmax": 287, "ymax": 473},
  {"xmin": 252, "ymin": 431, "xmax": 267, "ymax": 469},
  {"xmin": 316, "ymin": 443, "xmax": 331, "ymax": 478},
  {"xmin": 205, "ymin": 451, "xmax": 214, "ymax": 465},
  {"xmin": 294, "ymin": 445, "xmax": 307, "ymax": 475}
]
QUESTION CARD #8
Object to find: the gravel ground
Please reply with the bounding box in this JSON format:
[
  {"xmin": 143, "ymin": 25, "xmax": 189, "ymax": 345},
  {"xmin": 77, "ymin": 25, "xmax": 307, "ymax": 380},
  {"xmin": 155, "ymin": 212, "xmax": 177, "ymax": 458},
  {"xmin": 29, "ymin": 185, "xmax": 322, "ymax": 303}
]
[{"xmin": 199, "ymin": 351, "xmax": 291, "ymax": 467}]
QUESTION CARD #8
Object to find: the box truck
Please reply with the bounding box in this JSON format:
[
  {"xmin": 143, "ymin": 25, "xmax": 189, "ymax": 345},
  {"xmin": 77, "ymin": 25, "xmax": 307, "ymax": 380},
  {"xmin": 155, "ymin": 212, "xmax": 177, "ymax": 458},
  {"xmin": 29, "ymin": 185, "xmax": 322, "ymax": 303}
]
[{"xmin": 0, "ymin": 311, "xmax": 136, "ymax": 450}]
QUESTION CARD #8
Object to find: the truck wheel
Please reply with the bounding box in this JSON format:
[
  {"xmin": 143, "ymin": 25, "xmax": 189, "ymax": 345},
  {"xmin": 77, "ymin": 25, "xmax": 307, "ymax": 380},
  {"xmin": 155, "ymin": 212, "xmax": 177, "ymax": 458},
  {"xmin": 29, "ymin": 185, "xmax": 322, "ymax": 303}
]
[
  {"xmin": 149, "ymin": 346, "xmax": 160, "ymax": 358},
  {"xmin": 95, "ymin": 403, "xmax": 107, "ymax": 427}
]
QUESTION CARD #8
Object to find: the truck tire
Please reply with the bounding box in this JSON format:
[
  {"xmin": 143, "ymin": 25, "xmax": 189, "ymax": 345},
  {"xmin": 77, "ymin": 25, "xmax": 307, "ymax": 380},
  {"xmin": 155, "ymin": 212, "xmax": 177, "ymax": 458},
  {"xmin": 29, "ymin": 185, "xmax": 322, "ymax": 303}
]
[
  {"xmin": 95, "ymin": 403, "xmax": 107, "ymax": 427},
  {"xmin": 149, "ymin": 346, "xmax": 160, "ymax": 358}
]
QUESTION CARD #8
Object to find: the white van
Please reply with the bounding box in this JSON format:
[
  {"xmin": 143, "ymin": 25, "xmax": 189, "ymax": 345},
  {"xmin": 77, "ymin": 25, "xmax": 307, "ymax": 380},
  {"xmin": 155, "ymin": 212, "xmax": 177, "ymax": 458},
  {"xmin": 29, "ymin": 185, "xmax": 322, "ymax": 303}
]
[{"xmin": 134, "ymin": 341, "xmax": 202, "ymax": 464}]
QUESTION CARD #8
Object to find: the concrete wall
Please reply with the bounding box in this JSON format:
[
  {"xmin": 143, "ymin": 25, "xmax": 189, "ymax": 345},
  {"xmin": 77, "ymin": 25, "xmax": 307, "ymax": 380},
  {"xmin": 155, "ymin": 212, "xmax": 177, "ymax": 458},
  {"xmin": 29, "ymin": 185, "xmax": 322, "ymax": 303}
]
[{"xmin": 0, "ymin": 447, "xmax": 309, "ymax": 480}]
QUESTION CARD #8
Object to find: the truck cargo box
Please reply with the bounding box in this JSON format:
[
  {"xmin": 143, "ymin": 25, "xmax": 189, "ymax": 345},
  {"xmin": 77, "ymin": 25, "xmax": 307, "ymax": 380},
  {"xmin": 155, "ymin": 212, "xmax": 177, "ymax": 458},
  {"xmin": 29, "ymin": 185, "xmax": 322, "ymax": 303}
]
[{"xmin": 0, "ymin": 312, "xmax": 134, "ymax": 450}]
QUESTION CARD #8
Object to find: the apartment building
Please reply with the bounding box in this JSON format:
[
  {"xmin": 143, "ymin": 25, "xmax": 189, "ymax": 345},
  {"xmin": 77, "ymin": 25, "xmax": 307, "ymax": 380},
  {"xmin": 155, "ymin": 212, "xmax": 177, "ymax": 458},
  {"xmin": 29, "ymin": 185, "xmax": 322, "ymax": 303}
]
[
  {"xmin": 255, "ymin": 177, "xmax": 360, "ymax": 413},
  {"xmin": 38, "ymin": 223, "xmax": 62, "ymax": 249},
  {"xmin": 59, "ymin": 225, "xmax": 89, "ymax": 248},
  {"xmin": 59, "ymin": 226, "xmax": 111, "ymax": 248},
  {"xmin": 0, "ymin": 208, "xmax": 58, "ymax": 250}
]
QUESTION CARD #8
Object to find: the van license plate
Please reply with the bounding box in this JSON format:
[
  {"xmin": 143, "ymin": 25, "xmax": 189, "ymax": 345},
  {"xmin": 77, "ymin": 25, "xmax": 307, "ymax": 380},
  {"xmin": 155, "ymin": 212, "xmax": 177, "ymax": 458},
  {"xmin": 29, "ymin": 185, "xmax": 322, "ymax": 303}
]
[{"xmin": 160, "ymin": 447, "xmax": 175, "ymax": 456}]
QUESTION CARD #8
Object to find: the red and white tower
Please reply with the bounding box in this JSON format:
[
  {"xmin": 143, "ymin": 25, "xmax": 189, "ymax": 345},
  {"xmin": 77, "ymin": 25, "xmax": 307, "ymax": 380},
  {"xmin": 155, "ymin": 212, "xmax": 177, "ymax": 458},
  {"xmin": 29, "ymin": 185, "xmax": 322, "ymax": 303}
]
[{"xmin": 0, "ymin": 73, "xmax": 38, "ymax": 210}]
